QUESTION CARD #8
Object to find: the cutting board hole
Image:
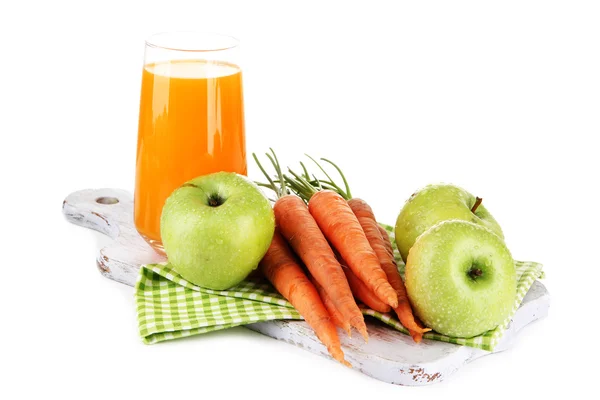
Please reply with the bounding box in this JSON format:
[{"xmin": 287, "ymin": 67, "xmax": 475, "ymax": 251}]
[{"xmin": 96, "ymin": 197, "xmax": 119, "ymax": 205}]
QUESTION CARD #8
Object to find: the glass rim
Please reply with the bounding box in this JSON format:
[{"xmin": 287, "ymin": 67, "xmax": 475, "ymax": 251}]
[{"xmin": 145, "ymin": 31, "xmax": 239, "ymax": 53}]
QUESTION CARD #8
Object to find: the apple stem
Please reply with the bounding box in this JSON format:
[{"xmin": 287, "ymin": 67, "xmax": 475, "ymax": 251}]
[
  {"xmin": 471, "ymin": 197, "xmax": 483, "ymax": 213},
  {"xmin": 469, "ymin": 268, "xmax": 483, "ymax": 279},
  {"xmin": 208, "ymin": 194, "xmax": 224, "ymax": 207}
]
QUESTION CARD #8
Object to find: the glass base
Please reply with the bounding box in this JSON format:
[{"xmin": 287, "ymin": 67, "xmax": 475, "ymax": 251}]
[{"xmin": 140, "ymin": 234, "xmax": 167, "ymax": 257}]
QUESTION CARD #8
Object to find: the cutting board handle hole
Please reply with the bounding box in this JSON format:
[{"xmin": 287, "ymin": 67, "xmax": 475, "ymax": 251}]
[{"xmin": 96, "ymin": 196, "xmax": 119, "ymax": 205}]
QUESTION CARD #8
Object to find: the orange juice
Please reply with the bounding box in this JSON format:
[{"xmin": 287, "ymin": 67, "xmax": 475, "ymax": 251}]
[{"xmin": 134, "ymin": 59, "xmax": 246, "ymax": 249}]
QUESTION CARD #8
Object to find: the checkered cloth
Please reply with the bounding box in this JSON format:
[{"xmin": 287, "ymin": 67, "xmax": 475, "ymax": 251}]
[{"xmin": 135, "ymin": 224, "xmax": 544, "ymax": 351}]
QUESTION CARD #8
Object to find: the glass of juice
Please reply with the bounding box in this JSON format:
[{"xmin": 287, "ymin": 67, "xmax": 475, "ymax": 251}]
[{"xmin": 134, "ymin": 31, "xmax": 246, "ymax": 254}]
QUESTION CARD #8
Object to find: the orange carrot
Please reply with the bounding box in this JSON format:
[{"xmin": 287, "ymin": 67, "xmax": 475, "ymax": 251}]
[
  {"xmin": 306, "ymin": 190, "xmax": 398, "ymax": 308},
  {"xmin": 275, "ymin": 195, "xmax": 368, "ymax": 341},
  {"xmin": 409, "ymin": 317, "xmax": 429, "ymax": 343},
  {"xmin": 254, "ymin": 151, "xmax": 368, "ymax": 342},
  {"xmin": 294, "ymin": 155, "xmax": 430, "ymax": 342},
  {"xmin": 377, "ymin": 225, "xmax": 395, "ymax": 259},
  {"xmin": 377, "ymin": 223, "xmax": 430, "ymax": 341},
  {"xmin": 260, "ymin": 230, "xmax": 350, "ymax": 366},
  {"xmin": 285, "ymin": 168, "xmax": 398, "ymax": 308},
  {"xmin": 348, "ymin": 198, "xmax": 431, "ymax": 339},
  {"xmin": 342, "ymin": 261, "xmax": 392, "ymax": 314},
  {"xmin": 310, "ymin": 275, "xmax": 352, "ymax": 336}
]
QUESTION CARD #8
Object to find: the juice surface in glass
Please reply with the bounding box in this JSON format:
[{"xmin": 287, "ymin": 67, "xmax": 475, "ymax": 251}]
[{"xmin": 134, "ymin": 59, "xmax": 246, "ymax": 250}]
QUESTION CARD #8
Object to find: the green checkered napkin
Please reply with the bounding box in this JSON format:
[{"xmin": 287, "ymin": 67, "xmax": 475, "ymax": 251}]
[{"xmin": 135, "ymin": 224, "xmax": 544, "ymax": 351}]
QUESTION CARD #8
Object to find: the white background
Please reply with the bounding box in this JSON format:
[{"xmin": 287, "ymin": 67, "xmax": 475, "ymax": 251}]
[{"xmin": 1, "ymin": 0, "xmax": 599, "ymax": 398}]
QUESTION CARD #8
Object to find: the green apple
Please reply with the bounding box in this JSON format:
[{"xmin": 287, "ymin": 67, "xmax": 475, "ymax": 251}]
[
  {"xmin": 395, "ymin": 184, "xmax": 504, "ymax": 263},
  {"xmin": 406, "ymin": 220, "xmax": 516, "ymax": 338},
  {"xmin": 160, "ymin": 172, "xmax": 275, "ymax": 290}
]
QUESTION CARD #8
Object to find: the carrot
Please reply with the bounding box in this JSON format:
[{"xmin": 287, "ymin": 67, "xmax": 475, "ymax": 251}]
[
  {"xmin": 408, "ymin": 317, "xmax": 429, "ymax": 343},
  {"xmin": 340, "ymin": 258, "xmax": 392, "ymax": 314},
  {"xmin": 310, "ymin": 274, "xmax": 352, "ymax": 335},
  {"xmin": 378, "ymin": 225, "xmax": 395, "ymax": 258},
  {"xmin": 286, "ymin": 172, "xmax": 399, "ymax": 309},
  {"xmin": 310, "ymin": 190, "xmax": 398, "ymax": 308},
  {"xmin": 260, "ymin": 230, "xmax": 350, "ymax": 365},
  {"xmin": 295, "ymin": 156, "xmax": 431, "ymax": 342},
  {"xmin": 349, "ymin": 198, "xmax": 430, "ymax": 339},
  {"xmin": 275, "ymin": 195, "xmax": 368, "ymax": 341},
  {"xmin": 254, "ymin": 151, "xmax": 368, "ymax": 342}
]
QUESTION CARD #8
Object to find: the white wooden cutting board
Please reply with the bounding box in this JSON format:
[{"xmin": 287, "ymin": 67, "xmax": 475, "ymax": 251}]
[{"xmin": 62, "ymin": 188, "xmax": 550, "ymax": 386}]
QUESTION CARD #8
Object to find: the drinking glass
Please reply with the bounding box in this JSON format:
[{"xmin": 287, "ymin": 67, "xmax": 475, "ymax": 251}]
[{"xmin": 134, "ymin": 31, "xmax": 246, "ymax": 254}]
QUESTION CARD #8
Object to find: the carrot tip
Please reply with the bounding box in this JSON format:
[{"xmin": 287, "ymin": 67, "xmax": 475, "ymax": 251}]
[
  {"xmin": 409, "ymin": 327, "xmax": 431, "ymax": 343},
  {"xmin": 411, "ymin": 324, "xmax": 432, "ymax": 335},
  {"xmin": 329, "ymin": 348, "xmax": 351, "ymax": 367},
  {"xmin": 383, "ymin": 291, "xmax": 399, "ymax": 308},
  {"xmin": 351, "ymin": 320, "xmax": 369, "ymax": 342},
  {"xmin": 359, "ymin": 328, "xmax": 369, "ymax": 343}
]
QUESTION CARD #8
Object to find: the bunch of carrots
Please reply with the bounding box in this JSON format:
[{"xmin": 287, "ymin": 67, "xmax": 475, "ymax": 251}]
[{"xmin": 254, "ymin": 150, "xmax": 430, "ymax": 366}]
